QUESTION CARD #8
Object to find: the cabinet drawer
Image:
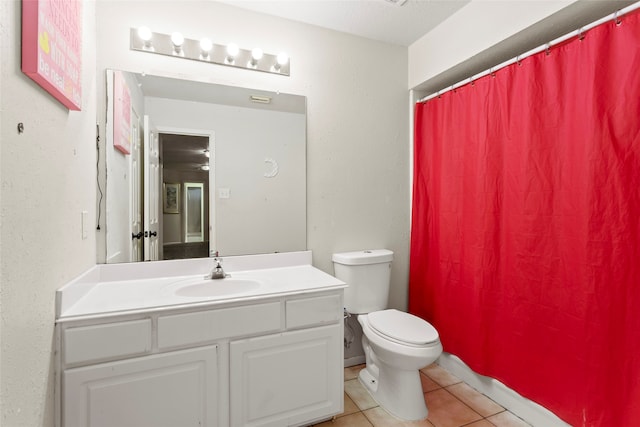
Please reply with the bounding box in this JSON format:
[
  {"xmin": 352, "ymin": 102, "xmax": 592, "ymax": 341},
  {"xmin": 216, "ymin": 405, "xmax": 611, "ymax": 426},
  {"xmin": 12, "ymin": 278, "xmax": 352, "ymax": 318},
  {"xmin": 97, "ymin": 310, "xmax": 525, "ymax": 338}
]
[
  {"xmin": 286, "ymin": 294, "xmax": 342, "ymax": 329},
  {"xmin": 64, "ymin": 319, "xmax": 152, "ymax": 365},
  {"xmin": 158, "ymin": 302, "xmax": 281, "ymax": 349}
]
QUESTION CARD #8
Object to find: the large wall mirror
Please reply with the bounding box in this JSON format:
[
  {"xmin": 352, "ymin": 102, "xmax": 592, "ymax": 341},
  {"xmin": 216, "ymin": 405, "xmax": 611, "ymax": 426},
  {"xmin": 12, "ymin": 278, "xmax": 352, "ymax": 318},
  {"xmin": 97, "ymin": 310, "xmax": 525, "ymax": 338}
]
[{"xmin": 103, "ymin": 70, "xmax": 307, "ymax": 263}]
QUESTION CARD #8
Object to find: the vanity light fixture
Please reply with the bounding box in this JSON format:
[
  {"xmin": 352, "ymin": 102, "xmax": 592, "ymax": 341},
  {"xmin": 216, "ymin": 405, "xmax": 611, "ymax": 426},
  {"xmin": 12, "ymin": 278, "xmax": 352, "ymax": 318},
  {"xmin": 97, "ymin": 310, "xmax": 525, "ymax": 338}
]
[
  {"xmin": 129, "ymin": 27, "xmax": 290, "ymax": 76},
  {"xmin": 203, "ymin": 149, "xmax": 210, "ymax": 158}
]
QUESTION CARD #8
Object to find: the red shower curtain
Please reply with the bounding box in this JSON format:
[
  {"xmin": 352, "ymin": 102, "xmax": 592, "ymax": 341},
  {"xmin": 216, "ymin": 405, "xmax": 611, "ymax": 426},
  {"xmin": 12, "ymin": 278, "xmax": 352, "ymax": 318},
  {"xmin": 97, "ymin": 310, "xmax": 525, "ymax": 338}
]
[{"xmin": 410, "ymin": 10, "xmax": 640, "ymax": 427}]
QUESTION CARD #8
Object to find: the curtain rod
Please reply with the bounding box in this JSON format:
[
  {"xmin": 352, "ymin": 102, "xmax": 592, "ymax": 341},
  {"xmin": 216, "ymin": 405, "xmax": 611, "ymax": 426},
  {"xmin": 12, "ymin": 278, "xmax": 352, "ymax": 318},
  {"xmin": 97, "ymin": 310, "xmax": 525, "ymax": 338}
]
[{"xmin": 418, "ymin": 1, "xmax": 640, "ymax": 103}]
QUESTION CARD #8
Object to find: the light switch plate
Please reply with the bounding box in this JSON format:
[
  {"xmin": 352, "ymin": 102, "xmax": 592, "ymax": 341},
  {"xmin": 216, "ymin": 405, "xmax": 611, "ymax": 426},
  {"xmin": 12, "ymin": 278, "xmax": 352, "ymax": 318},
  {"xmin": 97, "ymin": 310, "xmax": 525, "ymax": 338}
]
[
  {"xmin": 81, "ymin": 211, "xmax": 89, "ymax": 239},
  {"xmin": 218, "ymin": 188, "xmax": 230, "ymax": 199}
]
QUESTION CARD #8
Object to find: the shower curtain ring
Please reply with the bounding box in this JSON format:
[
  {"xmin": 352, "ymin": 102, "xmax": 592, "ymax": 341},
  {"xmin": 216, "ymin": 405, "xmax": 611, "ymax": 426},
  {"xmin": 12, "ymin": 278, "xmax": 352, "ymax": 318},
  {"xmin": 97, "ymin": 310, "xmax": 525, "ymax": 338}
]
[
  {"xmin": 578, "ymin": 27, "xmax": 585, "ymax": 41},
  {"xmin": 545, "ymin": 43, "xmax": 551, "ymax": 56},
  {"xmin": 614, "ymin": 11, "xmax": 622, "ymax": 26},
  {"xmin": 516, "ymin": 55, "xmax": 522, "ymax": 66}
]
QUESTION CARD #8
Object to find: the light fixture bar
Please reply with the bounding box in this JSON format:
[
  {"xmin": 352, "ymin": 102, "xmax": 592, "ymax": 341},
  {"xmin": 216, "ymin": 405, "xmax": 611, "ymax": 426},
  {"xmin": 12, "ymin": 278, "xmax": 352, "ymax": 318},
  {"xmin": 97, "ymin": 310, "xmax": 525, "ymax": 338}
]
[{"xmin": 130, "ymin": 28, "xmax": 290, "ymax": 76}]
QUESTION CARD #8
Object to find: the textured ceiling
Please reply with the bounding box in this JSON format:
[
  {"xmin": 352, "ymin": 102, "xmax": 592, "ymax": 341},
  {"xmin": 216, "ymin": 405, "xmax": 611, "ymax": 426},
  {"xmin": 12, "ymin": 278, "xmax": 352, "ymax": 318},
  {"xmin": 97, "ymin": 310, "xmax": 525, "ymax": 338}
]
[{"xmin": 217, "ymin": 0, "xmax": 470, "ymax": 46}]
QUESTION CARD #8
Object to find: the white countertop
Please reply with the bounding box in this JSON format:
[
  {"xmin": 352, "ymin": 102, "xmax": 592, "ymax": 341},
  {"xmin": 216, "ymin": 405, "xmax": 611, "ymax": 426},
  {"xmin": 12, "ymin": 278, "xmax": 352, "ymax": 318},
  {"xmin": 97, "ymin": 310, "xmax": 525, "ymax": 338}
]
[{"xmin": 57, "ymin": 251, "xmax": 346, "ymax": 322}]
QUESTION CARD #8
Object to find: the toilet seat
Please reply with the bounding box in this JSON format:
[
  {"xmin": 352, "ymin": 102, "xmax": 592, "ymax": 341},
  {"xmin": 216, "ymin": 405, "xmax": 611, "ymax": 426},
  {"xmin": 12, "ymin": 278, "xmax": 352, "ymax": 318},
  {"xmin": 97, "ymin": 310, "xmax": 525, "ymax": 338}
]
[{"xmin": 367, "ymin": 309, "xmax": 439, "ymax": 347}]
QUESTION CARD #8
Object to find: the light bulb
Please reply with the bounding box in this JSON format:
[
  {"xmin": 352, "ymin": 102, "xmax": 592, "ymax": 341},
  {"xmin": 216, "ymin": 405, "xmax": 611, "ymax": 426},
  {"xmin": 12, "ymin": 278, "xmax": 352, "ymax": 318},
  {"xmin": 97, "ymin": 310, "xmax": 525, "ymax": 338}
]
[
  {"xmin": 137, "ymin": 27, "xmax": 153, "ymax": 50},
  {"xmin": 200, "ymin": 38, "xmax": 212, "ymax": 52},
  {"xmin": 273, "ymin": 52, "xmax": 289, "ymax": 72},
  {"xmin": 171, "ymin": 32, "xmax": 184, "ymax": 47},
  {"xmin": 225, "ymin": 43, "xmax": 239, "ymax": 64},
  {"xmin": 201, "ymin": 165, "xmax": 210, "ymax": 171},
  {"xmin": 251, "ymin": 48, "xmax": 263, "ymax": 61},
  {"xmin": 200, "ymin": 38, "xmax": 213, "ymax": 59},
  {"xmin": 170, "ymin": 32, "xmax": 184, "ymax": 56},
  {"xmin": 138, "ymin": 26, "xmax": 152, "ymax": 41},
  {"xmin": 248, "ymin": 48, "xmax": 263, "ymax": 68},
  {"xmin": 226, "ymin": 43, "xmax": 239, "ymax": 57},
  {"xmin": 277, "ymin": 52, "xmax": 289, "ymax": 66}
]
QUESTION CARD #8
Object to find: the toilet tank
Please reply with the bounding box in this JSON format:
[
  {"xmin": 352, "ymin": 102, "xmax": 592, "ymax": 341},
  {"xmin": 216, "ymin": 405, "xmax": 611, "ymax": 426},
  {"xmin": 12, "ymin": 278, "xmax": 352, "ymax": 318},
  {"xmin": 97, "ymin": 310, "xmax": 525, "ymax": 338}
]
[{"xmin": 332, "ymin": 249, "xmax": 393, "ymax": 314}]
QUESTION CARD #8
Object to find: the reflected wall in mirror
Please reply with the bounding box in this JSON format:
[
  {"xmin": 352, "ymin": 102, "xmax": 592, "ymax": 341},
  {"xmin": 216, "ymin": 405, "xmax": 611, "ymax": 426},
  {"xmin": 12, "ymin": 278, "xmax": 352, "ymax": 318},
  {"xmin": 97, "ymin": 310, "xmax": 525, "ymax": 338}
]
[{"xmin": 104, "ymin": 70, "xmax": 307, "ymax": 263}]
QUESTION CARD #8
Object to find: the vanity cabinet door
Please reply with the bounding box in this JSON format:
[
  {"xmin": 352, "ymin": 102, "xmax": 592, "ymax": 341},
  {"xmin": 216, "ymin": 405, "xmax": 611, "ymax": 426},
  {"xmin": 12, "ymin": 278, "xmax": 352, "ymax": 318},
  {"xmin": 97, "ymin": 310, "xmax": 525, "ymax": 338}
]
[
  {"xmin": 63, "ymin": 346, "xmax": 218, "ymax": 427},
  {"xmin": 229, "ymin": 324, "xmax": 342, "ymax": 427}
]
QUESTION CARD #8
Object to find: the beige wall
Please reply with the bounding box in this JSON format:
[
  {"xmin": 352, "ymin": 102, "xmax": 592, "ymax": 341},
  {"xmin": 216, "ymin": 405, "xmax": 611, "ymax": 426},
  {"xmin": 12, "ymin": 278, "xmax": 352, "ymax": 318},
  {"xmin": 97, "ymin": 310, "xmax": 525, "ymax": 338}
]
[{"xmin": 0, "ymin": 1, "xmax": 97, "ymax": 426}]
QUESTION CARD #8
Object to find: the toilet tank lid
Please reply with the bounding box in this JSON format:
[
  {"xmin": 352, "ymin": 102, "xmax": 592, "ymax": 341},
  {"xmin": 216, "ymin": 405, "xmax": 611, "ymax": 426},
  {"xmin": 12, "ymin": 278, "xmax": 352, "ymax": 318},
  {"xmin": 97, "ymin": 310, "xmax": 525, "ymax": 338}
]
[{"xmin": 332, "ymin": 249, "xmax": 393, "ymax": 265}]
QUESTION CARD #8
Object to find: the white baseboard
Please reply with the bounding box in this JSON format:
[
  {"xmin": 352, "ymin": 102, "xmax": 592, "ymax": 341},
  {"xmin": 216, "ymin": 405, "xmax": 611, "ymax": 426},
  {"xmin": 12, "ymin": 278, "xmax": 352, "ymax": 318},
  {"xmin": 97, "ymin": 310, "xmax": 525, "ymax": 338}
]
[
  {"xmin": 437, "ymin": 353, "xmax": 570, "ymax": 427},
  {"xmin": 344, "ymin": 355, "xmax": 365, "ymax": 368}
]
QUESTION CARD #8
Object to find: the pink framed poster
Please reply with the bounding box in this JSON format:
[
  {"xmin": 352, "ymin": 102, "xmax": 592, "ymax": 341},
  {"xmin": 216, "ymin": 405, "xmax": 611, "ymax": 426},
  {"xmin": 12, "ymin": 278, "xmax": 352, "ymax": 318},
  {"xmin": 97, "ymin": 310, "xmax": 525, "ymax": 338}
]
[
  {"xmin": 21, "ymin": 0, "xmax": 83, "ymax": 110},
  {"xmin": 113, "ymin": 71, "xmax": 131, "ymax": 154}
]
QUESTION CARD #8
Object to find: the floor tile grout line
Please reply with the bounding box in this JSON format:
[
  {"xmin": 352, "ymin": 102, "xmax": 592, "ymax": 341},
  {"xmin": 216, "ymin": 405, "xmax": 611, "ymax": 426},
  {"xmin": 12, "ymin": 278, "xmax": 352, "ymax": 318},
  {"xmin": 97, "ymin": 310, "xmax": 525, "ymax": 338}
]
[
  {"xmin": 459, "ymin": 419, "xmax": 497, "ymax": 427},
  {"xmin": 440, "ymin": 386, "xmax": 494, "ymax": 423},
  {"xmin": 359, "ymin": 407, "xmax": 377, "ymax": 427},
  {"xmin": 419, "ymin": 371, "xmax": 446, "ymax": 390},
  {"xmin": 442, "ymin": 382, "xmax": 507, "ymax": 419},
  {"xmin": 423, "ymin": 385, "xmax": 493, "ymax": 427}
]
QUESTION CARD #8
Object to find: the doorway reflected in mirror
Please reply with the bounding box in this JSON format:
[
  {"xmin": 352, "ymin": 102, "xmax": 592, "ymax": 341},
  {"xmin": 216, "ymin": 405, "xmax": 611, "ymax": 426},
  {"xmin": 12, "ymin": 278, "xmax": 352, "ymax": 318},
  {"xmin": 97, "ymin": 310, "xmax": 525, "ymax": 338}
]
[{"xmin": 161, "ymin": 134, "xmax": 210, "ymax": 260}]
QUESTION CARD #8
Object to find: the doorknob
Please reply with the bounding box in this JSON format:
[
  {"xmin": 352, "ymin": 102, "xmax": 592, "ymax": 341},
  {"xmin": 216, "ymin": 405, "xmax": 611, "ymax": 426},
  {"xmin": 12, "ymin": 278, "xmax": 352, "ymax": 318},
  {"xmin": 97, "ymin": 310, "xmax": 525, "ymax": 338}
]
[{"xmin": 132, "ymin": 232, "xmax": 143, "ymax": 240}]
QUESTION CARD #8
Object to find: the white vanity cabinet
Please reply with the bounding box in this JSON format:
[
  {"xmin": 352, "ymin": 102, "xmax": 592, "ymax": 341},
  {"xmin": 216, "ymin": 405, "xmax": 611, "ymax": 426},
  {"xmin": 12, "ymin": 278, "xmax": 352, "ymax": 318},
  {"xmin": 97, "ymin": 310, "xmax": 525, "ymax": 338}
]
[
  {"xmin": 230, "ymin": 294, "xmax": 343, "ymax": 427},
  {"xmin": 57, "ymin": 290, "xmax": 344, "ymax": 427}
]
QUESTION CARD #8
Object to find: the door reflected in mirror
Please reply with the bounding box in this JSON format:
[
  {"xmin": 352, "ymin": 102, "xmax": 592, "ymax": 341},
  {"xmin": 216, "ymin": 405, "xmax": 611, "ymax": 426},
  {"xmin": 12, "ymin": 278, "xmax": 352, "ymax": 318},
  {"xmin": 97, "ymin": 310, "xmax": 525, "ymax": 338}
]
[
  {"xmin": 185, "ymin": 183, "xmax": 205, "ymax": 243},
  {"xmin": 103, "ymin": 70, "xmax": 306, "ymax": 263}
]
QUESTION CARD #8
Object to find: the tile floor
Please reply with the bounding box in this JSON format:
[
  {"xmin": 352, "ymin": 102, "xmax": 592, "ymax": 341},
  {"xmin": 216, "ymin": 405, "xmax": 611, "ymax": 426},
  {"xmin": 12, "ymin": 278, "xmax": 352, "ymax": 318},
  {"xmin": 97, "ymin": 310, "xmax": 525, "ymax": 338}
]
[{"xmin": 312, "ymin": 363, "xmax": 532, "ymax": 427}]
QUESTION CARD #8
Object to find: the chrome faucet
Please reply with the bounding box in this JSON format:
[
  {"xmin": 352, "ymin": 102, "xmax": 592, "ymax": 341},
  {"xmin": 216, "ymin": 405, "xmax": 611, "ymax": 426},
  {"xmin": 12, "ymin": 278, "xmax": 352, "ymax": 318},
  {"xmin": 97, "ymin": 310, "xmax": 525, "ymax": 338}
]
[{"xmin": 207, "ymin": 256, "xmax": 228, "ymax": 279}]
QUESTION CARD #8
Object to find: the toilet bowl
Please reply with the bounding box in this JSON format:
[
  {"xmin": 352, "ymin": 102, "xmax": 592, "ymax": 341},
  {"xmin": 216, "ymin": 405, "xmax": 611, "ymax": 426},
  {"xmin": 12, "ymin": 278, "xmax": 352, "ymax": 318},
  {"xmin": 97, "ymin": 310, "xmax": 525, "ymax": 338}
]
[{"xmin": 357, "ymin": 309, "xmax": 442, "ymax": 420}]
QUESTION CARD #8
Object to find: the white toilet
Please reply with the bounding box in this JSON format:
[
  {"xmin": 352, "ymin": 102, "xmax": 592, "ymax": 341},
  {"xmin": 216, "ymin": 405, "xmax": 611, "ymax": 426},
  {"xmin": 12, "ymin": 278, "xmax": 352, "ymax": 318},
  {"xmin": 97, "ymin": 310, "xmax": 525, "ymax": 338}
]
[{"xmin": 332, "ymin": 249, "xmax": 443, "ymax": 421}]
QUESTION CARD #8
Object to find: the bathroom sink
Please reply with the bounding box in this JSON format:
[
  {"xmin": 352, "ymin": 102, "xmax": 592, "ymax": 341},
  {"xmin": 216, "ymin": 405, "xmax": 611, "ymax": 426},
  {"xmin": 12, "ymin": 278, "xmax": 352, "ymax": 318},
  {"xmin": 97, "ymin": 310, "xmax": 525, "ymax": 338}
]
[{"xmin": 174, "ymin": 278, "xmax": 263, "ymax": 297}]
